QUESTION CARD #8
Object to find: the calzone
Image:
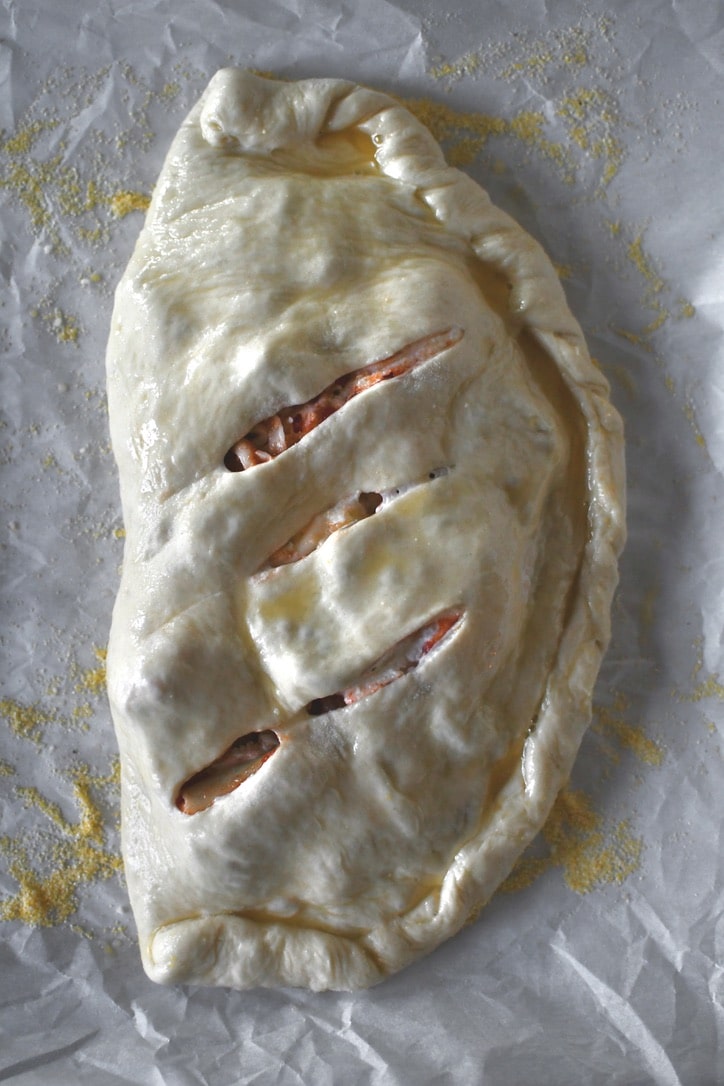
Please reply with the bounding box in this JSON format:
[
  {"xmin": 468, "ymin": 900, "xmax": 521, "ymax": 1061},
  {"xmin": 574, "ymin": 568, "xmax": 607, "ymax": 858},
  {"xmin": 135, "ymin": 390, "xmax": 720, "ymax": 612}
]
[{"xmin": 106, "ymin": 70, "xmax": 625, "ymax": 991}]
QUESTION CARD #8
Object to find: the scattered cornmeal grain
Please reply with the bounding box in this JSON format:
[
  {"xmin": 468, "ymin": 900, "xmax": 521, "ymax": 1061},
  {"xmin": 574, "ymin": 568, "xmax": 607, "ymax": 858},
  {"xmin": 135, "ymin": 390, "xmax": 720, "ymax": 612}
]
[
  {"xmin": 556, "ymin": 87, "xmax": 623, "ymax": 184},
  {"xmin": 594, "ymin": 694, "xmax": 665, "ymax": 767},
  {"xmin": 686, "ymin": 675, "xmax": 724, "ymax": 703},
  {"xmin": 2, "ymin": 119, "xmax": 58, "ymax": 156},
  {"xmin": 509, "ymin": 111, "xmax": 571, "ymax": 177},
  {"xmin": 1, "ymin": 698, "xmax": 55, "ymax": 744},
  {"xmin": 642, "ymin": 307, "xmax": 669, "ymax": 335},
  {"xmin": 108, "ymin": 190, "xmax": 151, "ymax": 218},
  {"xmin": 425, "ymin": 20, "xmax": 623, "ymax": 183},
  {"xmin": 2, "ymin": 639, "xmax": 121, "ymax": 930},
  {"xmin": 501, "ymin": 789, "xmax": 643, "ymax": 895},
  {"xmin": 627, "ymin": 235, "xmax": 665, "ymax": 294},
  {"xmin": 614, "ymin": 327, "xmax": 648, "ymax": 349},
  {"xmin": 74, "ymin": 647, "xmax": 107, "ymax": 698},
  {"xmin": 0, "ymin": 761, "xmax": 121, "ymax": 927},
  {"xmin": 404, "ymin": 98, "xmax": 574, "ymax": 180},
  {"xmin": 405, "ymin": 97, "xmax": 505, "ymax": 150},
  {"xmin": 428, "ymin": 51, "xmax": 482, "ymax": 82},
  {"xmin": 682, "ymin": 401, "xmax": 707, "ymax": 451},
  {"xmin": 609, "ymin": 233, "xmax": 674, "ymax": 343},
  {"xmin": 30, "ymin": 299, "xmax": 81, "ymax": 344}
]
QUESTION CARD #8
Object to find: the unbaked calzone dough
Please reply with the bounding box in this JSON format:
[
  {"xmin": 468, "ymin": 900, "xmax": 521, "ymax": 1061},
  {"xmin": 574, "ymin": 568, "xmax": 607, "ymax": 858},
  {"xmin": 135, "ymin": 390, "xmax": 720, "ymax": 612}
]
[{"xmin": 106, "ymin": 70, "xmax": 625, "ymax": 991}]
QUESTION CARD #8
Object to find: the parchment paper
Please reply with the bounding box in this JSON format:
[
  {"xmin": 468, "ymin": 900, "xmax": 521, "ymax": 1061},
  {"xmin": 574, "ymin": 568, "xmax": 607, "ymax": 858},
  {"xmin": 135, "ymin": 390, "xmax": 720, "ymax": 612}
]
[{"xmin": 1, "ymin": 1, "xmax": 722, "ymax": 1083}]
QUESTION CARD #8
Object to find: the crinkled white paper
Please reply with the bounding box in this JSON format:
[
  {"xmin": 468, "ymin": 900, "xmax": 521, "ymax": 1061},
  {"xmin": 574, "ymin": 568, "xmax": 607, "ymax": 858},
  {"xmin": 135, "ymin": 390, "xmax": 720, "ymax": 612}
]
[{"xmin": 1, "ymin": 1, "xmax": 722, "ymax": 1083}]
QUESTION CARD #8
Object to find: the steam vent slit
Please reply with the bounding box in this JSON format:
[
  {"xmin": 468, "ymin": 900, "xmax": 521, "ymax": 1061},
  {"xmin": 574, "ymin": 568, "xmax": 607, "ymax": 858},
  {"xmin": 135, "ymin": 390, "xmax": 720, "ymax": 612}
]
[
  {"xmin": 224, "ymin": 327, "xmax": 464, "ymax": 471},
  {"xmin": 260, "ymin": 466, "xmax": 451, "ymax": 570},
  {"xmin": 177, "ymin": 730, "xmax": 280, "ymax": 815},
  {"xmin": 307, "ymin": 608, "xmax": 463, "ymax": 716}
]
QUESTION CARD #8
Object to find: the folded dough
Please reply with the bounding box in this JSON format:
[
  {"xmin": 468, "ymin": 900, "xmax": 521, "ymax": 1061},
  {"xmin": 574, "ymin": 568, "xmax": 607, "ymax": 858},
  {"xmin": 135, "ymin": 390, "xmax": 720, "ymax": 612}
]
[{"xmin": 106, "ymin": 70, "xmax": 625, "ymax": 991}]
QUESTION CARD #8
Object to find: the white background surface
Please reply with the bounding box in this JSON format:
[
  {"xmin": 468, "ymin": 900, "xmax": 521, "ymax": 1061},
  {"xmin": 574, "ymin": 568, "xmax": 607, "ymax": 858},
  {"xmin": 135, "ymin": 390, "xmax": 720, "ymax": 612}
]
[{"xmin": 1, "ymin": 1, "xmax": 722, "ymax": 1083}]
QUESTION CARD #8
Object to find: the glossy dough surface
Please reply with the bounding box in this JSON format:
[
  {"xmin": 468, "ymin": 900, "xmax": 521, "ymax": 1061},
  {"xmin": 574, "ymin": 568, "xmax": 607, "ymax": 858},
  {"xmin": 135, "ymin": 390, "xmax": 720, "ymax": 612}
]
[{"xmin": 106, "ymin": 70, "xmax": 625, "ymax": 991}]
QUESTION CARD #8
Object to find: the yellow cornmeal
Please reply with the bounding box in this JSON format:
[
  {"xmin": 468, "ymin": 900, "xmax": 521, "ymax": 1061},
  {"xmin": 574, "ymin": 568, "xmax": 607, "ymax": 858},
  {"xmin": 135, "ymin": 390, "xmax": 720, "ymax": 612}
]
[
  {"xmin": 502, "ymin": 691, "xmax": 664, "ymax": 897},
  {"xmin": 2, "ymin": 647, "xmax": 107, "ymax": 748},
  {"xmin": 612, "ymin": 231, "xmax": 693, "ymax": 364},
  {"xmin": 1, "ymin": 699, "xmax": 56, "ymax": 744},
  {"xmin": 508, "ymin": 111, "xmax": 571, "ymax": 177},
  {"xmin": 0, "ymin": 761, "xmax": 121, "ymax": 927},
  {"xmin": 67, "ymin": 650, "xmax": 108, "ymax": 725},
  {"xmin": 682, "ymin": 401, "xmax": 707, "ymax": 451},
  {"xmin": 556, "ymin": 87, "xmax": 623, "ymax": 184},
  {"xmin": 2, "ymin": 119, "xmax": 58, "ymax": 156},
  {"xmin": 29, "ymin": 296, "xmax": 81, "ymax": 344},
  {"xmin": 108, "ymin": 189, "xmax": 151, "ymax": 218},
  {"xmin": 406, "ymin": 97, "xmax": 574, "ymax": 179},
  {"xmin": 404, "ymin": 98, "xmax": 505, "ymax": 161},
  {"xmin": 53, "ymin": 309, "xmax": 80, "ymax": 343},
  {"xmin": 501, "ymin": 789, "xmax": 643, "ymax": 895},
  {"xmin": 2, "ymin": 637, "xmax": 122, "ymax": 929},
  {"xmin": 642, "ymin": 309, "xmax": 668, "ymax": 336},
  {"xmin": 627, "ymin": 235, "xmax": 665, "ymax": 293},
  {"xmin": 427, "ymin": 18, "xmax": 621, "ymax": 185},
  {"xmin": 686, "ymin": 675, "xmax": 724, "ymax": 703},
  {"xmin": 609, "ymin": 235, "xmax": 669, "ymax": 342},
  {"xmin": 74, "ymin": 647, "xmax": 107, "ymax": 698},
  {"xmin": 0, "ymin": 65, "xmax": 168, "ymax": 291},
  {"xmin": 614, "ymin": 328, "xmax": 651, "ymax": 350},
  {"xmin": 594, "ymin": 694, "xmax": 665, "ymax": 767},
  {"xmin": 429, "ymin": 20, "xmax": 597, "ymax": 86},
  {"xmin": 429, "ymin": 52, "xmax": 481, "ymax": 82},
  {"xmin": 499, "ymin": 27, "xmax": 591, "ymax": 81}
]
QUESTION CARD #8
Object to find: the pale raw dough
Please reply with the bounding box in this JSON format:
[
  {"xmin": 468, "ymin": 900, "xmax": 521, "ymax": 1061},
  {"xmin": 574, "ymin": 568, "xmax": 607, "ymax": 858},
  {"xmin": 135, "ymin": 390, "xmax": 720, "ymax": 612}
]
[{"xmin": 106, "ymin": 70, "xmax": 625, "ymax": 991}]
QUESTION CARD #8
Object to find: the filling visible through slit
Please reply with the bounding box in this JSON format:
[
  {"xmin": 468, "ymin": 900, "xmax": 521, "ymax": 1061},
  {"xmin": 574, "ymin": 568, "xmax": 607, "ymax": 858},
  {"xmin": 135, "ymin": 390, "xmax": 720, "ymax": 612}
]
[
  {"xmin": 265, "ymin": 490, "xmax": 382, "ymax": 569},
  {"xmin": 261, "ymin": 467, "xmax": 450, "ymax": 570},
  {"xmin": 176, "ymin": 730, "xmax": 280, "ymax": 815},
  {"xmin": 307, "ymin": 608, "xmax": 463, "ymax": 716},
  {"xmin": 224, "ymin": 327, "xmax": 464, "ymax": 471}
]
